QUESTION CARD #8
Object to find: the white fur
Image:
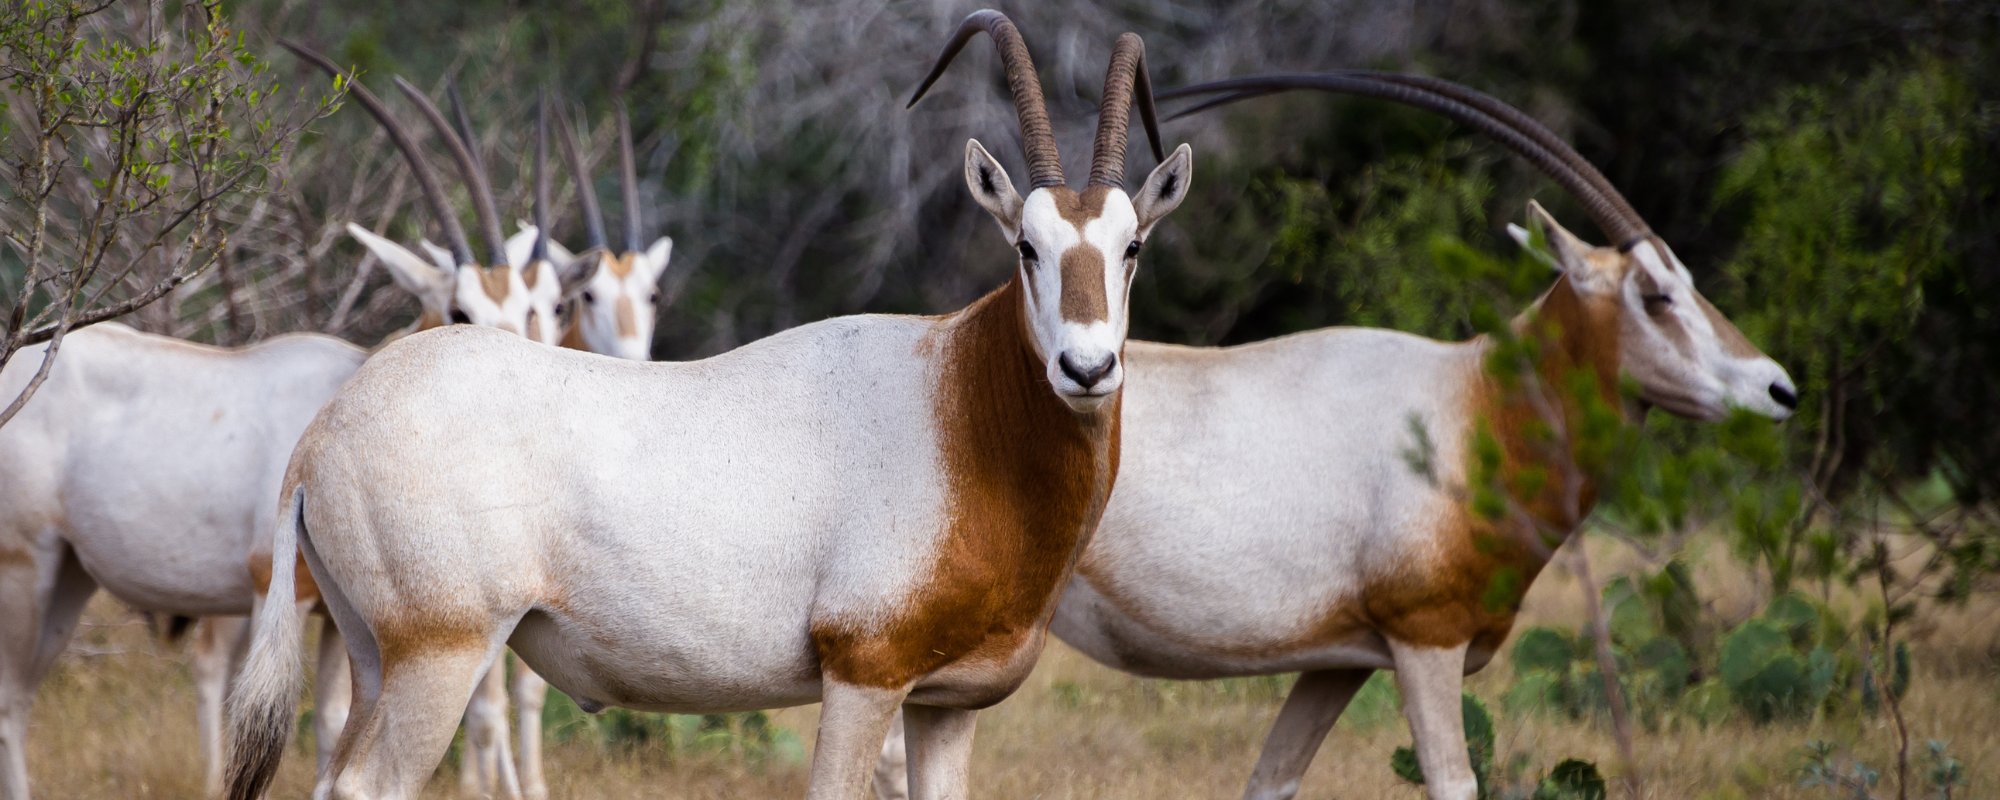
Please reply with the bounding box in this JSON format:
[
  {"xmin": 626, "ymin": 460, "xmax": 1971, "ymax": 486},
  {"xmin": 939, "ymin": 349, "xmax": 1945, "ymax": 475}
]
[{"xmin": 0, "ymin": 324, "xmax": 366, "ymax": 800}]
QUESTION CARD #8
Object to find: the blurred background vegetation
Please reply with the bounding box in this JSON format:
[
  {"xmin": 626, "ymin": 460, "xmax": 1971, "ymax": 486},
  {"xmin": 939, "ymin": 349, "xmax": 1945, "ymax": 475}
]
[{"xmin": 7, "ymin": 0, "xmax": 1997, "ymax": 794}]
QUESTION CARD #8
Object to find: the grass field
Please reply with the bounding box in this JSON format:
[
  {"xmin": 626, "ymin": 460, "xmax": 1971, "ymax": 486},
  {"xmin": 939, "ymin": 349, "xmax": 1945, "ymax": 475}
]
[{"xmin": 27, "ymin": 535, "xmax": 1999, "ymax": 799}]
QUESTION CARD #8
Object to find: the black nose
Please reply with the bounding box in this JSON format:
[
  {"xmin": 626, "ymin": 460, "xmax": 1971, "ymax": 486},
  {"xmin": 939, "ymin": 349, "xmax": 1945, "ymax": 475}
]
[
  {"xmin": 1769, "ymin": 383, "xmax": 1799, "ymax": 410},
  {"xmin": 1059, "ymin": 352, "xmax": 1116, "ymax": 390}
]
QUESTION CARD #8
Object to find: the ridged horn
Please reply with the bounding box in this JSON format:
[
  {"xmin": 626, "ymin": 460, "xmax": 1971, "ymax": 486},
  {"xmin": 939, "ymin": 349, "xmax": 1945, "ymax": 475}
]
[
  {"xmin": 617, "ymin": 101, "xmax": 642, "ymax": 254},
  {"xmin": 447, "ymin": 78, "xmax": 485, "ymax": 177},
  {"xmin": 907, "ymin": 9, "xmax": 1063, "ymax": 189},
  {"xmin": 392, "ymin": 76, "xmax": 510, "ymax": 266},
  {"xmin": 1159, "ymin": 72, "xmax": 1651, "ymax": 247},
  {"xmin": 554, "ymin": 99, "xmax": 608, "ymax": 251},
  {"xmin": 1089, "ymin": 33, "xmax": 1164, "ymax": 188},
  {"xmin": 278, "ymin": 39, "xmax": 474, "ymax": 267},
  {"xmin": 532, "ymin": 90, "xmax": 551, "ymax": 265}
]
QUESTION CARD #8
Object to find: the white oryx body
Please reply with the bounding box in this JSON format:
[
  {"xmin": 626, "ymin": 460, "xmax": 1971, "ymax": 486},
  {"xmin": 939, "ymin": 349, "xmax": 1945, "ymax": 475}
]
[
  {"xmin": 0, "ymin": 224, "xmax": 564, "ymax": 800},
  {"xmin": 225, "ymin": 14, "xmax": 1193, "ymax": 800},
  {"xmin": 0, "ymin": 324, "xmax": 363, "ymax": 800}
]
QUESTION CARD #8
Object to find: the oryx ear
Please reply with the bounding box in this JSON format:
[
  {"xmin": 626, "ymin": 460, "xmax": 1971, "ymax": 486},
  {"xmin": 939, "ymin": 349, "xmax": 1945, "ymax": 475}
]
[
  {"xmin": 964, "ymin": 139, "xmax": 1023, "ymax": 241},
  {"xmin": 348, "ymin": 224, "xmax": 447, "ymax": 298},
  {"xmin": 1134, "ymin": 143, "xmax": 1193, "ymax": 238},
  {"xmin": 1524, "ymin": 200, "xmax": 1593, "ymax": 274},
  {"xmin": 557, "ymin": 250, "xmax": 599, "ymax": 290},
  {"xmin": 505, "ymin": 224, "xmax": 539, "ymax": 269},
  {"xmin": 1507, "ymin": 223, "xmax": 1564, "ymax": 272},
  {"xmin": 642, "ymin": 236, "xmax": 673, "ymax": 284},
  {"xmin": 417, "ymin": 239, "xmax": 457, "ymax": 272}
]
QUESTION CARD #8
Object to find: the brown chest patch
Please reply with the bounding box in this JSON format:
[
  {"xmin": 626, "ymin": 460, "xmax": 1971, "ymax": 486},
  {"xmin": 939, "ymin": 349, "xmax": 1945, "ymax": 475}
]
[{"xmin": 811, "ymin": 279, "xmax": 1118, "ymax": 691}]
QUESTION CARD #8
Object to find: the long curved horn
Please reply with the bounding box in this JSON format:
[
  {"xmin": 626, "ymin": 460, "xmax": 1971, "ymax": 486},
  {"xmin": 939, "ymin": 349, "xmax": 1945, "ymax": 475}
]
[
  {"xmin": 392, "ymin": 76, "xmax": 510, "ymax": 266},
  {"xmin": 532, "ymin": 90, "xmax": 551, "ymax": 265},
  {"xmin": 278, "ymin": 39, "xmax": 474, "ymax": 266},
  {"xmin": 1159, "ymin": 73, "xmax": 1651, "ymax": 247},
  {"xmin": 1089, "ymin": 33, "xmax": 1164, "ymax": 189},
  {"xmin": 447, "ymin": 78, "xmax": 486, "ymax": 177},
  {"xmin": 907, "ymin": 9, "xmax": 1063, "ymax": 189},
  {"xmin": 617, "ymin": 101, "xmax": 642, "ymax": 254},
  {"xmin": 554, "ymin": 99, "xmax": 608, "ymax": 251}
]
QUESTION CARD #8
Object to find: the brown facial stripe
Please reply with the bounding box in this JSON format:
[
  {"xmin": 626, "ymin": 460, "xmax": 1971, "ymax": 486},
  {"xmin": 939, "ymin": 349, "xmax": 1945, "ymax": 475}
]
[
  {"xmin": 811, "ymin": 278, "xmax": 1120, "ymax": 689},
  {"xmin": 522, "ymin": 262, "xmax": 542, "ymax": 289},
  {"xmin": 1058, "ymin": 246, "xmax": 1109, "ymax": 322},
  {"xmin": 615, "ymin": 296, "xmax": 637, "ymax": 337},
  {"xmin": 1046, "ymin": 185, "xmax": 1116, "ymax": 323},
  {"xmin": 1695, "ymin": 291, "xmax": 1763, "ymax": 359},
  {"xmin": 477, "ymin": 265, "xmax": 513, "ymax": 303},
  {"xmin": 525, "ymin": 309, "xmax": 544, "ymax": 343}
]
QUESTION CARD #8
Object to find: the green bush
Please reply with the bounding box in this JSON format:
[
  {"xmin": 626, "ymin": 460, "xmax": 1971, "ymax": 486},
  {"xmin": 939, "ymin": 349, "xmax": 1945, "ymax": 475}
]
[{"xmin": 1717, "ymin": 599, "xmax": 1838, "ymax": 723}]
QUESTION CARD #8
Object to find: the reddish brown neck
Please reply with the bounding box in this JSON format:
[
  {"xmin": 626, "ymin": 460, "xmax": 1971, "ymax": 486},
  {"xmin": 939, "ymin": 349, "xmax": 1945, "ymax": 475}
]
[
  {"xmin": 1478, "ymin": 273, "xmax": 1624, "ymax": 558},
  {"xmin": 811, "ymin": 277, "xmax": 1120, "ymax": 692}
]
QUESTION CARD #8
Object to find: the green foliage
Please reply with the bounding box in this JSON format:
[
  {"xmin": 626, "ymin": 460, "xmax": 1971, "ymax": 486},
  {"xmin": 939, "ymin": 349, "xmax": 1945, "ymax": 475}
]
[
  {"xmin": 1716, "ymin": 599, "xmax": 1838, "ymax": 723},
  {"xmin": 1391, "ymin": 692, "xmax": 1494, "ymax": 792},
  {"xmin": 1504, "ymin": 570, "xmax": 1702, "ymax": 726}
]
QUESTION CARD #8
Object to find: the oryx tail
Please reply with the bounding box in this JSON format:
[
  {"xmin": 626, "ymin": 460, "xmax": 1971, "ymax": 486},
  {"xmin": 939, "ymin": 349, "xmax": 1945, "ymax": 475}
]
[{"xmin": 224, "ymin": 486, "xmax": 308, "ymax": 800}]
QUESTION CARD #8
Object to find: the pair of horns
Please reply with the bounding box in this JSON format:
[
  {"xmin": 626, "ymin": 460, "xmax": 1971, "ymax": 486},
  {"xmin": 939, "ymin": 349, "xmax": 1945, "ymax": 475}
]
[
  {"xmin": 548, "ymin": 96, "xmax": 647, "ymax": 255},
  {"xmin": 1158, "ymin": 72, "xmax": 1653, "ymax": 249},
  {"xmin": 908, "ymin": 10, "xmax": 1165, "ymax": 190},
  {"xmin": 280, "ymin": 40, "xmax": 512, "ymax": 268}
]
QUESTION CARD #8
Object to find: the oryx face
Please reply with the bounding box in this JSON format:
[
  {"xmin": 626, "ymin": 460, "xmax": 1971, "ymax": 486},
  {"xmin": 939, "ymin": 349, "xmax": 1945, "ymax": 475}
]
[
  {"xmin": 964, "ymin": 140, "xmax": 1192, "ymax": 413},
  {"xmin": 569, "ymin": 241, "xmax": 670, "ymax": 361},
  {"xmin": 1516, "ymin": 202, "xmax": 1797, "ymax": 422}
]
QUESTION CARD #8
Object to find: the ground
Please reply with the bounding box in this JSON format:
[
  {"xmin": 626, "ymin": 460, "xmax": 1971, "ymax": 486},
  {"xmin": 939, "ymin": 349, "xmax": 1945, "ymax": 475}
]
[{"xmin": 27, "ymin": 535, "xmax": 1998, "ymax": 799}]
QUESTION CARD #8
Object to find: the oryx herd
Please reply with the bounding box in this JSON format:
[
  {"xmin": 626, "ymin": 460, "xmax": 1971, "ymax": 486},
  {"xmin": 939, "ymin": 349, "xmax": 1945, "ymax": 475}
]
[{"xmin": 0, "ymin": 10, "xmax": 1798, "ymax": 800}]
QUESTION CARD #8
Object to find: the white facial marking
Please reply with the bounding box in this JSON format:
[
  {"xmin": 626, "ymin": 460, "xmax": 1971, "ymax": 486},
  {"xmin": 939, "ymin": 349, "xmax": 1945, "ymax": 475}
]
[{"xmin": 1016, "ymin": 187, "xmax": 1139, "ymax": 411}]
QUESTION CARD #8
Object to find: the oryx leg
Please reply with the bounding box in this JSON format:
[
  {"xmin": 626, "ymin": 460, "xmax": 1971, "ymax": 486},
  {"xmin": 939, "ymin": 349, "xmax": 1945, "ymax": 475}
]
[
  {"xmin": 806, "ymin": 682, "xmax": 907, "ymax": 800},
  {"xmin": 0, "ymin": 541, "xmax": 96, "ymax": 800},
  {"xmin": 324, "ymin": 642, "xmax": 508, "ymax": 800},
  {"xmin": 1389, "ymin": 640, "xmax": 1476, "ymax": 800},
  {"xmin": 871, "ymin": 708, "xmax": 908, "ymax": 800},
  {"xmin": 1238, "ymin": 668, "xmax": 1372, "ymax": 800},
  {"xmin": 314, "ymin": 617, "xmax": 353, "ymax": 776},
  {"xmin": 192, "ymin": 615, "xmax": 251, "ymax": 797},
  {"xmin": 510, "ymin": 655, "xmax": 547, "ymax": 800},
  {"xmin": 458, "ymin": 663, "xmax": 520, "ymax": 799},
  {"xmin": 901, "ymin": 704, "xmax": 978, "ymax": 800}
]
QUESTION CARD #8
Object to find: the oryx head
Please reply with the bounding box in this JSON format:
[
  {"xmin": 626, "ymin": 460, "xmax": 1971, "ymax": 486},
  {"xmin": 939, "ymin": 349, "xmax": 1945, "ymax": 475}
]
[
  {"xmin": 283, "ymin": 40, "xmax": 559, "ymax": 344},
  {"xmin": 542, "ymin": 98, "xmax": 672, "ymax": 361},
  {"xmin": 1159, "ymin": 71, "xmax": 1795, "ymax": 422},
  {"xmin": 911, "ymin": 11, "xmax": 1192, "ymax": 413},
  {"xmin": 1509, "ymin": 204, "xmax": 1796, "ymax": 421}
]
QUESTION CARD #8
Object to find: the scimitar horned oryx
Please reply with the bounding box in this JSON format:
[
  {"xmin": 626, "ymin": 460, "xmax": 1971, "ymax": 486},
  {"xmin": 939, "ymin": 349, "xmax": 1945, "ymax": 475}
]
[
  {"xmin": 223, "ymin": 10, "xmax": 1193, "ymax": 800},
  {"xmin": 867, "ymin": 71, "xmax": 1802, "ymax": 800},
  {"xmin": 0, "ymin": 45, "xmax": 573, "ymax": 800}
]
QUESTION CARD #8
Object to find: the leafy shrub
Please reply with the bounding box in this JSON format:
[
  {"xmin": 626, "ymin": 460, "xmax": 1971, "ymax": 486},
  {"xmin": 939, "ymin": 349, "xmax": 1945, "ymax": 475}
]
[
  {"xmin": 1717, "ymin": 600, "xmax": 1837, "ymax": 723},
  {"xmin": 1503, "ymin": 574, "xmax": 1695, "ymax": 725}
]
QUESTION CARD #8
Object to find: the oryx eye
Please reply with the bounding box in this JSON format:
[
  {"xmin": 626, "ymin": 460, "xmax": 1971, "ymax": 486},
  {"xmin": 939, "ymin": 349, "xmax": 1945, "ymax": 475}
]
[
  {"xmin": 649, "ymin": 292, "xmax": 660, "ymax": 305},
  {"xmin": 1124, "ymin": 241, "xmax": 1142, "ymax": 260},
  {"xmin": 582, "ymin": 290, "xmax": 596, "ymax": 305},
  {"xmin": 552, "ymin": 301, "xmax": 565, "ymax": 315},
  {"xmin": 1642, "ymin": 293, "xmax": 1673, "ymax": 314},
  {"xmin": 449, "ymin": 309, "xmax": 471, "ymax": 324},
  {"xmin": 1017, "ymin": 241, "xmax": 1038, "ymax": 263}
]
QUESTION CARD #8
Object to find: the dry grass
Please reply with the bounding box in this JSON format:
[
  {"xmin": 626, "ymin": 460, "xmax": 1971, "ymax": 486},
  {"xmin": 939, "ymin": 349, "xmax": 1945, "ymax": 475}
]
[{"xmin": 29, "ymin": 534, "xmax": 2000, "ymax": 799}]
